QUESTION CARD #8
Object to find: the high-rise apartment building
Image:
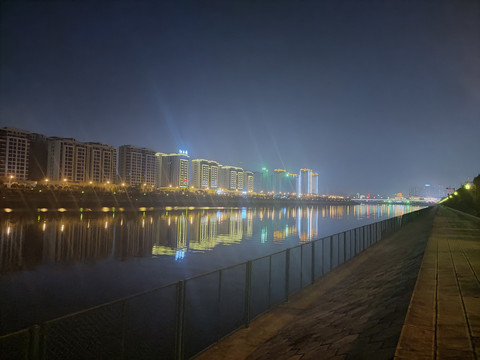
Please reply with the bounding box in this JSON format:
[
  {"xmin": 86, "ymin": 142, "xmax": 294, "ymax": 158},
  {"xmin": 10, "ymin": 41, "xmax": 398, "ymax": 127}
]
[
  {"xmin": 219, "ymin": 165, "xmax": 244, "ymax": 191},
  {"xmin": 0, "ymin": 127, "xmax": 30, "ymax": 181},
  {"xmin": 47, "ymin": 137, "xmax": 89, "ymax": 183},
  {"xmin": 160, "ymin": 153, "xmax": 190, "ymax": 188},
  {"xmin": 299, "ymin": 168, "xmax": 313, "ymax": 196},
  {"xmin": 118, "ymin": 145, "xmax": 156, "ymax": 186},
  {"xmin": 27, "ymin": 132, "xmax": 48, "ymax": 180},
  {"xmin": 192, "ymin": 159, "xmax": 220, "ymax": 189},
  {"xmin": 274, "ymin": 169, "xmax": 286, "ymax": 194},
  {"xmin": 48, "ymin": 137, "xmax": 117, "ymax": 184},
  {"xmin": 155, "ymin": 152, "xmax": 165, "ymax": 188},
  {"xmin": 287, "ymin": 173, "xmax": 298, "ymax": 194},
  {"xmin": 243, "ymin": 171, "xmax": 254, "ymax": 193},
  {"xmin": 87, "ymin": 142, "xmax": 117, "ymax": 184},
  {"xmin": 312, "ymin": 173, "xmax": 319, "ymax": 195}
]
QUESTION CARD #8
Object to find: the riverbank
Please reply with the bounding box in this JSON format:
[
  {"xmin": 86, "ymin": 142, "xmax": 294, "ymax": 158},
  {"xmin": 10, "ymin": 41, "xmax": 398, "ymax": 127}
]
[
  {"xmin": 442, "ymin": 174, "xmax": 480, "ymax": 217},
  {"xmin": 0, "ymin": 186, "xmax": 356, "ymax": 212},
  {"xmin": 197, "ymin": 205, "xmax": 480, "ymax": 359},
  {"xmin": 197, "ymin": 207, "xmax": 436, "ymax": 360}
]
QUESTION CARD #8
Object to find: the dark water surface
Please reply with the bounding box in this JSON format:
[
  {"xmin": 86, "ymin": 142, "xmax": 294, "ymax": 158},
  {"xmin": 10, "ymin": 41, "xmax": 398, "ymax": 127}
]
[{"xmin": 0, "ymin": 204, "xmax": 422, "ymax": 334}]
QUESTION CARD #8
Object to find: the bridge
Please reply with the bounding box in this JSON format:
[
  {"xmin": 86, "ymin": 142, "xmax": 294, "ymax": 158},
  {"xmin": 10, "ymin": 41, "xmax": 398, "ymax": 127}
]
[{"xmin": 354, "ymin": 198, "xmax": 438, "ymax": 206}]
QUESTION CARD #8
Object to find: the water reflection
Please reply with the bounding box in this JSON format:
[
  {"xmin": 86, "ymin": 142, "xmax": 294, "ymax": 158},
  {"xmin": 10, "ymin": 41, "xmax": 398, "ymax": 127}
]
[{"xmin": 0, "ymin": 205, "xmax": 420, "ymax": 274}]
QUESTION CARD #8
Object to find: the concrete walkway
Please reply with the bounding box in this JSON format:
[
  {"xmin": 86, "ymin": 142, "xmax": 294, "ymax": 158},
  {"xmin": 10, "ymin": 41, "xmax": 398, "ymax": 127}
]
[
  {"xmin": 197, "ymin": 208, "xmax": 436, "ymax": 360},
  {"xmin": 395, "ymin": 206, "xmax": 480, "ymax": 359}
]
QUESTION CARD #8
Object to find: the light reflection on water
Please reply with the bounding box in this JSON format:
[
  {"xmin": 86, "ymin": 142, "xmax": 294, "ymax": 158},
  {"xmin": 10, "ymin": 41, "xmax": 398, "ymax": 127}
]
[
  {"xmin": 0, "ymin": 204, "xmax": 423, "ymax": 335},
  {"xmin": 1, "ymin": 204, "xmax": 420, "ymax": 275}
]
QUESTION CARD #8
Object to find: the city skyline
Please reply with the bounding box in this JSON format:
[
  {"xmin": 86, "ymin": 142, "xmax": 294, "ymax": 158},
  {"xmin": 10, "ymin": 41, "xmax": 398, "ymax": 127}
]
[
  {"xmin": 1, "ymin": 125, "xmax": 323, "ymax": 195},
  {"xmin": 1, "ymin": 1, "xmax": 479, "ymax": 194}
]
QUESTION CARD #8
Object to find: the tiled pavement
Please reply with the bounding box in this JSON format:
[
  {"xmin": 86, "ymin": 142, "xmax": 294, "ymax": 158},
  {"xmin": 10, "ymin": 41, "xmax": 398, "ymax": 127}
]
[
  {"xmin": 197, "ymin": 207, "xmax": 439, "ymax": 360},
  {"xmin": 395, "ymin": 206, "xmax": 480, "ymax": 359}
]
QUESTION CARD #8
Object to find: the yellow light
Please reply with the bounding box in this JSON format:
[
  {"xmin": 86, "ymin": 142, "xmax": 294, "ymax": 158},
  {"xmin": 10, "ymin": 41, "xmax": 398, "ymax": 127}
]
[
  {"xmin": 63, "ymin": 178, "xmax": 67, "ymax": 182},
  {"xmin": 465, "ymin": 183, "xmax": 472, "ymax": 190},
  {"xmin": 122, "ymin": 183, "xmax": 125, "ymax": 186},
  {"xmin": 45, "ymin": 178, "xmax": 49, "ymax": 182},
  {"xmin": 10, "ymin": 175, "xmax": 14, "ymax": 179},
  {"xmin": 89, "ymin": 181, "xmax": 93, "ymax": 184},
  {"xmin": 454, "ymin": 191, "xmax": 458, "ymax": 196}
]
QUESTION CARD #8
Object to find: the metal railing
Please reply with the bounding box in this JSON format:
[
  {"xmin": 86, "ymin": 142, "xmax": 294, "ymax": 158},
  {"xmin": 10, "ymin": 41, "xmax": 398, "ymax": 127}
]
[{"xmin": 0, "ymin": 208, "xmax": 427, "ymax": 359}]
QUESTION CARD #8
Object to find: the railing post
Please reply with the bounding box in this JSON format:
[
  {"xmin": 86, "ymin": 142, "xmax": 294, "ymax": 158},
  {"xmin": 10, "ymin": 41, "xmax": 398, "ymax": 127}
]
[
  {"xmin": 268, "ymin": 256, "xmax": 272, "ymax": 307},
  {"xmin": 121, "ymin": 301, "xmax": 126, "ymax": 360},
  {"xmin": 285, "ymin": 249, "xmax": 290, "ymax": 302},
  {"xmin": 329, "ymin": 236, "xmax": 333, "ymax": 272},
  {"xmin": 300, "ymin": 246, "xmax": 303, "ymax": 287},
  {"xmin": 245, "ymin": 261, "xmax": 252, "ymax": 327},
  {"xmin": 175, "ymin": 281, "xmax": 185, "ymax": 360},
  {"xmin": 311, "ymin": 242, "xmax": 315, "ymax": 284},
  {"xmin": 29, "ymin": 325, "xmax": 41, "ymax": 360}
]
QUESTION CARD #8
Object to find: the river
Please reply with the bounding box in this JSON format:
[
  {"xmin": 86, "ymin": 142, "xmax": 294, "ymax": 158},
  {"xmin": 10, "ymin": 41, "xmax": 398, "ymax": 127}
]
[{"xmin": 0, "ymin": 204, "xmax": 423, "ymax": 335}]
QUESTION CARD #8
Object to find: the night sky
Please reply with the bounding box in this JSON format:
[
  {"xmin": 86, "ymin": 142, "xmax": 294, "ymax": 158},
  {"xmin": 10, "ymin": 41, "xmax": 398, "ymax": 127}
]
[{"xmin": 1, "ymin": 0, "xmax": 479, "ymax": 195}]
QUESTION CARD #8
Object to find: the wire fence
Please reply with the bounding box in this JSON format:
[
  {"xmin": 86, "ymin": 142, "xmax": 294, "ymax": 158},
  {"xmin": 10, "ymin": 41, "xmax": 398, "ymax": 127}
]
[{"xmin": 0, "ymin": 208, "xmax": 427, "ymax": 359}]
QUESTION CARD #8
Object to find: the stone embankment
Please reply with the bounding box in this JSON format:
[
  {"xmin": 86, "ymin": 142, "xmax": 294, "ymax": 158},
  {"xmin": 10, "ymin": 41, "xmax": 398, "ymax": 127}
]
[
  {"xmin": 198, "ymin": 206, "xmax": 480, "ymax": 359},
  {"xmin": 0, "ymin": 187, "xmax": 355, "ymax": 212}
]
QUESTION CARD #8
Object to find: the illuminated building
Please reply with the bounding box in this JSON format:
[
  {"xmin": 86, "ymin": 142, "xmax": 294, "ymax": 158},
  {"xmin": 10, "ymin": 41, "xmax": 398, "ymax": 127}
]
[
  {"xmin": 47, "ymin": 137, "xmax": 117, "ymax": 184},
  {"xmin": 243, "ymin": 171, "xmax": 254, "ymax": 192},
  {"xmin": 192, "ymin": 159, "xmax": 220, "ymax": 189},
  {"xmin": 155, "ymin": 152, "xmax": 165, "ymax": 188},
  {"xmin": 87, "ymin": 142, "xmax": 117, "ymax": 184},
  {"xmin": 274, "ymin": 168, "xmax": 286, "ymax": 194},
  {"xmin": 299, "ymin": 168, "xmax": 313, "ymax": 196},
  {"xmin": 160, "ymin": 152, "xmax": 190, "ymax": 188},
  {"xmin": 118, "ymin": 145, "xmax": 156, "ymax": 186},
  {"xmin": 219, "ymin": 165, "xmax": 244, "ymax": 190},
  {"xmin": 286, "ymin": 173, "xmax": 298, "ymax": 194},
  {"xmin": 312, "ymin": 173, "xmax": 319, "ymax": 195},
  {"xmin": 47, "ymin": 137, "xmax": 89, "ymax": 183},
  {"xmin": 0, "ymin": 127, "xmax": 30, "ymax": 181}
]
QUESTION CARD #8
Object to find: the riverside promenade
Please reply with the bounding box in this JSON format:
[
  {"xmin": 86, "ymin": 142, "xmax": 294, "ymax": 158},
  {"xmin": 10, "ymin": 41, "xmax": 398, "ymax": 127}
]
[{"xmin": 197, "ymin": 206, "xmax": 480, "ymax": 359}]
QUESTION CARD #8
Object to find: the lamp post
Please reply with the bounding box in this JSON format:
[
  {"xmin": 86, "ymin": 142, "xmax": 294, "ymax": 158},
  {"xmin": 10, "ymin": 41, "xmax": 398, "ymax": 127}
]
[
  {"xmin": 8, "ymin": 175, "xmax": 14, "ymax": 188},
  {"xmin": 465, "ymin": 182, "xmax": 478, "ymax": 200}
]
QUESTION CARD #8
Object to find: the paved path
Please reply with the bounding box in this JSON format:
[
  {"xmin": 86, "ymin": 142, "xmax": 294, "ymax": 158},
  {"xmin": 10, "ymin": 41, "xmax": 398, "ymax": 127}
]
[
  {"xmin": 395, "ymin": 206, "xmax": 480, "ymax": 359},
  {"xmin": 197, "ymin": 208, "xmax": 436, "ymax": 360}
]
